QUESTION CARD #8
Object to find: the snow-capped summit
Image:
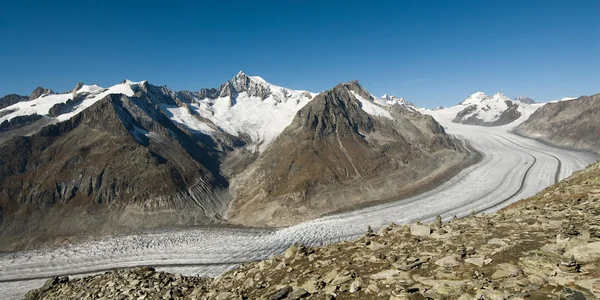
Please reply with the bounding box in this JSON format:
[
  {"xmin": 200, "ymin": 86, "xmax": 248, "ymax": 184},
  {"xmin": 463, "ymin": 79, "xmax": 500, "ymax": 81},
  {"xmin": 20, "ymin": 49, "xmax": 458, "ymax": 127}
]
[
  {"xmin": 451, "ymin": 91, "xmax": 540, "ymax": 126},
  {"xmin": 459, "ymin": 92, "xmax": 511, "ymax": 105},
  {"xmin": 380, "ymin": 94, "xmax": 417, "ymax": 111},
  {"xmin": 514, "ymin": 96, "xmax": 535, "ymax": 104},
  {"xmin": 174, "ymin": 72, "xmax": 318, "ymax": 152},
  {"xmin": 219, "ymin": 71, "xmax": 272, "ymax": 100},
  {"xmin": 459, "ymin": 92, "xmax": 490, "ymax": 105},
  {"xmin": 492, "ymin": 92, "xmax": 510, "ymax": 101}
]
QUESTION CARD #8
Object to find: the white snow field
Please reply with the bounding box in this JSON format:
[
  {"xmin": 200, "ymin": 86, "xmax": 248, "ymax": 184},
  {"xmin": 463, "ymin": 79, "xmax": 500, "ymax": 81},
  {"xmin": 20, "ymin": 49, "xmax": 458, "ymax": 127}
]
[{"xmin": 0, "ymin": 109, "xmax": 597, "ymax": 299}]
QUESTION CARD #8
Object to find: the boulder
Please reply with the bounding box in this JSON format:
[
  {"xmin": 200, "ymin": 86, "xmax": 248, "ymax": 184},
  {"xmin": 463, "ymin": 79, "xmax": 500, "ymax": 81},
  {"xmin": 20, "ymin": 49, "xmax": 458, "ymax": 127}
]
[
  {"xmin": 287, "ymin": 288, "xmax": 308, "ymax": 300},
  {"xmin": 564, "ymin": 241, "xmax": 600, "ymax": 263},
  {"xmin": 370, "ymin": 269, "xmax": 402, "ymax": 280},
  {"xmin": 269, "ymin": 286, "xmax": 292, "ymax": 300},
  {"xmin": 410, "ymin": 224, "xmax": 431, "ymax": 236},
  {"xmin": 434, "ymin": 255, "xmax": 461, "ymax": 268},
  {"xmin": 491, "ymin": 263, "xmax": 522, "ymax": 279}
]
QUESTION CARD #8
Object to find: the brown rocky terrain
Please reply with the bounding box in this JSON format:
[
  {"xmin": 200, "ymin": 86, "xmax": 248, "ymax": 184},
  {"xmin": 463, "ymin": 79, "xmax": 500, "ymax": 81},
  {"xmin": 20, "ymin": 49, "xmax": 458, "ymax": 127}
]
[
  {"xmin": 515, "ymin": 93, "xmax": 600, "ymax": 154},
  {"xmin": 227, "ymin": 81, "xmax": 471, "ymax": 227},
  {"xmin": 26, "ymin": 160, "xmax": 600, "ymax": 299}
]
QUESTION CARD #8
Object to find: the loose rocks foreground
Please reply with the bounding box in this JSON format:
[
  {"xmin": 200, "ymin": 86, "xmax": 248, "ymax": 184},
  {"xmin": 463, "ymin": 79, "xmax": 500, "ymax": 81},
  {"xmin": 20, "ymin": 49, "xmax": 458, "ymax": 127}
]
[{"xmin": 26, "ymin": 162, "xmax": 600, "ymax": 299}]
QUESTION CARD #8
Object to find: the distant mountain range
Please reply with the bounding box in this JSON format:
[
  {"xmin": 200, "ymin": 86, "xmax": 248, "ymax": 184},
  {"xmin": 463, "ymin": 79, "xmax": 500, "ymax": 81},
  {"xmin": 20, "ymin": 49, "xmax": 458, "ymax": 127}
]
[{"xmin": 450, "ymin": 92, "xmax": 541, "ymax": 126}]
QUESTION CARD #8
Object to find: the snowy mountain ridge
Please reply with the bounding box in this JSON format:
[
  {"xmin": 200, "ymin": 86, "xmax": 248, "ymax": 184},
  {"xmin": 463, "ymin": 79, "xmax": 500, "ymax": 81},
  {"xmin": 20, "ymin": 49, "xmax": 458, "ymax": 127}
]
[
  {"xmin": 0, "ymin": 72, "xmax": 419, "ymax": 152},
  {"xmin": 459, "ymin": 91, "xmax": 511, "ymax": 106},
  {"xmin": 420, "ymin": 91, "xmax": 545, "ymax": 127},
  {"xmin": 514, "ymin": 96, "xmax": 536, "ymax": 104}
]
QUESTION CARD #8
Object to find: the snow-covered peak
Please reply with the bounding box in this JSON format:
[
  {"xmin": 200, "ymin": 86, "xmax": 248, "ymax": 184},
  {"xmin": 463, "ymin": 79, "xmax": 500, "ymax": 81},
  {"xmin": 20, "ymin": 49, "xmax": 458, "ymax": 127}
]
[
  {"xmin": 460, "ymin": 92, "xmax": 491, "ymax": 105},
  {"xmin": 377, "ymin": 94, "xmax": 417, "ymax": 111},
  {"xmin": 514, "ymin": 96, "xmax": 535, "ymax": 104},
  {"xmin": 460, "ymin": 92, "xmax": 515, "ymax": 106},
  {"xmin": 492, "ymin": 92, "xmax": 510, "ymax": 102},
  {"xmin": 177, "ymin": 73, "xmax": 318, "ymax": 152},
  {"xmin": 121, "ymin": 79, "xmax": 146, "ymax": 85},
  {"xmin": 76, "ymin": 84, "xmax": 105, "ymax": 94},
  {"xmin": 219, "ymin": 71, "xmax": 272, "ymax": 99}
]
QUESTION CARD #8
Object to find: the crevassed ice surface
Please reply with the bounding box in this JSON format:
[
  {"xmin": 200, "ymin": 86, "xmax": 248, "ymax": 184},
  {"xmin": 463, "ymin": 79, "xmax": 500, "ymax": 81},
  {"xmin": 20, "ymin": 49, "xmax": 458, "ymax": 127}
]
[{"xmin": 0, "ymin": 106, "xmax": 597, "ymax": 300}]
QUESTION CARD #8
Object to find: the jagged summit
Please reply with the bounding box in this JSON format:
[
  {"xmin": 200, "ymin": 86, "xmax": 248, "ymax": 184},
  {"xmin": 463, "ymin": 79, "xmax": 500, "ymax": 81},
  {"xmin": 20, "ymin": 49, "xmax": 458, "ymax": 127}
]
[
  {"xmin": 219, "ymin": 70, "xmax": 271, "ymax": 99},
  {"xmin": 341, "ymin": 80, "xmax": 373, "ymax": 101},
  {"xmin": 29, "ymin": 86, "xmax": 54, "ymax": 100}
]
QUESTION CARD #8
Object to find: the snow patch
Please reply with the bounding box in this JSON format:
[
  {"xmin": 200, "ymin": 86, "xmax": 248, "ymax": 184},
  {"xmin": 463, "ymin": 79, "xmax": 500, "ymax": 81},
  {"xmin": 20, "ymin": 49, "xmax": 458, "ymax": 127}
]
[
  {"xmin": 162, "ymin": 105, "xmax": 215, "ymax": 134},
  {"xmin": 350, "ymin": 91, "xmax": 393, "ymax": 119}
]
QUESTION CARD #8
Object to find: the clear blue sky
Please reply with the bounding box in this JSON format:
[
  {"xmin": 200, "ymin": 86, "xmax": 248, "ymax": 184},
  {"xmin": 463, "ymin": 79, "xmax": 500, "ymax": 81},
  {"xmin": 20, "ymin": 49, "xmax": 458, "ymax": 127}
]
[{"xmin": 1, "ymin": 0, "xmax": 598, "ymax": 108}]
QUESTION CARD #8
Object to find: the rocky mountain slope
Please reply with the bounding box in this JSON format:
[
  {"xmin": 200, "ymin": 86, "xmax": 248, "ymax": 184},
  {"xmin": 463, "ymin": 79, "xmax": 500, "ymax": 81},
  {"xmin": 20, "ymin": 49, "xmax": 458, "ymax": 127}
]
[
  {"xmin": 452, "ymin": 92, "xmax": 536, "ymax": 126},
  {"xmin": 26, "ymin": 160, "xmax": 600, "ymax": 299},
  {"xmin": 0, "ymin": 83, "xmax": 232, "ymax": 251},
  {"xmin": 515, "ymin": 93, "xmax": 600, "ymax": 154},
  {"xmin": 227, "ymin": 81, "xmax": 471, "ymax": 227},
  {"xmin": 0, "ymin": 74, "xmax": 468, "ymax": 251}
]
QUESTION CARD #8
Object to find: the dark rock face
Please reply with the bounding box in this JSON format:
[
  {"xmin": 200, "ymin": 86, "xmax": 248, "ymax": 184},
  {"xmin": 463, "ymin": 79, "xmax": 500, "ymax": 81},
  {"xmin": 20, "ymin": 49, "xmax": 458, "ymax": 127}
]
[
  {"xmin": 0, "ymin": 91, "xmax": 231, "ymax": 251},
  {"xmin": 515, "ymin": 93, "xmax": 600, "ymax": 153},
  {"xmin": 48, "ymin": 102, "xmax": 72, "ymax": 117},
  {"xmin": 0, "ymin": 94, "xmax": 28, "ymax": 109},
  {"xmin": 228, "ymin": 83, "xmax": 469, "ymax": 226},
  {"xmin": 453, "ymin": 101, "xmax": 521, "ymax": 126},
  {"xmin": 0, "ymin": 114, "xmax": 44, "ymax": 133},
  {"xmin": 29, "ymin": 86, "xmax": 54, "ymax": 100}
]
